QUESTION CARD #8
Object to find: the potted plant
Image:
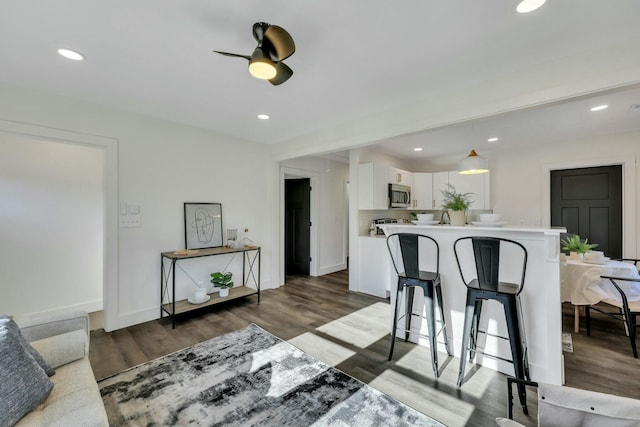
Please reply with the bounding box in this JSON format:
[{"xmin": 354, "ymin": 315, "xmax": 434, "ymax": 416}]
[
  {"xmin": 561, "ymin": 234, "xmax": 598, "ymax": 260},
  {"xmin": 440, "ymin": 184, "xmax": 473, "ymax": 226},
  {"xmin": 210, "ymin": 271, "xmax": 233, "ymax": 297}
]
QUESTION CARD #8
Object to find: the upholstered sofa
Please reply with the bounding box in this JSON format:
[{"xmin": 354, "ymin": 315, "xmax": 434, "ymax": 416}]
[{"xmin": 4, "ymin": 311, "xmax": 108, "ymax": 426}]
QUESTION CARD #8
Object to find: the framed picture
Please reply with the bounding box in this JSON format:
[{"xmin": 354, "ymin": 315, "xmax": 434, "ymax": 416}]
[{"xmin": 184, "ymin": 203, "xmax": 223, "ymax": 249}]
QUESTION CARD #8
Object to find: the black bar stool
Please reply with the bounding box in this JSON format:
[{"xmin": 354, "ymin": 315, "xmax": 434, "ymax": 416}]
[
  {"xmin": 386, "ymin": 233, "xmax": 452, "ymax": 377},
  {"xmin": 453, "ymin": 236, "xmax": 530, "ymax": 413}
]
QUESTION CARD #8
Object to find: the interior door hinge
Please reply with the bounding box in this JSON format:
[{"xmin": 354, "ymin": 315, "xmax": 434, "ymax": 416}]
[
  {"xmin": 309, "ymin": 221, "xmax": 312, "ymax": 227},
  {"xmin": 309, "ymin": 257, "xmax": 312, "ymax": 262}
]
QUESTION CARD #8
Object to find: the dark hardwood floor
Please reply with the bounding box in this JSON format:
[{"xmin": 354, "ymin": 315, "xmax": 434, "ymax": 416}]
[{"xmin": 90, "ymin": 270, "xmax": 640, "ymax": 426}]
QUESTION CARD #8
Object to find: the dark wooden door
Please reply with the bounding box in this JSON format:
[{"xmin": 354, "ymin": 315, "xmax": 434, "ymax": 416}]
[
  {"xmin": 551, "ymin": 165, "xmax": 622, "ymax": 259},
  {"xmin": 285, "ymin": 178, "xmax": 311, "ymax": 275}
]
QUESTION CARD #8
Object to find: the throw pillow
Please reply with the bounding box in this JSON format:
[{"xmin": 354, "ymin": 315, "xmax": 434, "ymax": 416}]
[
  {"xmin": 31, "ymin": 329, "xmax": 87, "ymax": 369},
  {"xmin": 0, "ymin": 324, "xmax": 54, "ymax": 427},
  {"xmin": 0, "ymin": 316, "xmax": 54, "ymax": 376}
]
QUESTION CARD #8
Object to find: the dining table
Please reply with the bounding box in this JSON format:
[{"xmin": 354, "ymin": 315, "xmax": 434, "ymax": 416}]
[{"xmin": 560, "ymin": 257, "xmax": 640, "ymax": 333}]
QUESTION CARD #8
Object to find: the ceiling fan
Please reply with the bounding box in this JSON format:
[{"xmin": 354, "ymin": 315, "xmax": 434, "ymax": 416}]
[{"xmin": 214, "ymin": 22, "xmax": 296, "ymax": 86}]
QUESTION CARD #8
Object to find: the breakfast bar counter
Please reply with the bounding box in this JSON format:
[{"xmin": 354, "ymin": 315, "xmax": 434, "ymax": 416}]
[{"xmin": 379, "ymin": 224, "xmax": 566, "ymax": 385}]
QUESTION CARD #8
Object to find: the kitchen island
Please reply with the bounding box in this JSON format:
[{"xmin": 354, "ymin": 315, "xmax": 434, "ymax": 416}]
[{"xmin": 379, "ymin": 223, "xmax": 566, "ymax": 385}]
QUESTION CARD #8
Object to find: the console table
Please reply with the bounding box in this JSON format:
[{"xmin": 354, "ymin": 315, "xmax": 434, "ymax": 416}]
[{"xmin": 160, "ymin": 246, "xmax": 260, "ymax": 328}]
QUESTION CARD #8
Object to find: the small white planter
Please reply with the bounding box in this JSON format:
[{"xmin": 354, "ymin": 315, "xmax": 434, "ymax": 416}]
[
  {"xmin": 219, "ymin": 288, "xmax": 229, "ymax": 297},
  {"xmin": 448, "ymin": 210, "xmax": 467, "ymax": 226},
  {"xmin": 569, "ymin": 251, "xmax": 583, "ymax": 260}
]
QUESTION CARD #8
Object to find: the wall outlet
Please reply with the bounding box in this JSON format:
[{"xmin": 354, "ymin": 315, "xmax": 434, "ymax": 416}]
[{"xmin": 119, "ymin": 214, "xmax": 141, "ymax": 228}]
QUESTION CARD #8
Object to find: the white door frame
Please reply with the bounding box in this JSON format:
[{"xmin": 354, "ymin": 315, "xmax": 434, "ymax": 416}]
[
  {"xmin": 279, "ymin": 166, "xmax": 319, "ymax": 283},
  {"xmin": 0, "ymin": 119, "xmax": 119, "ymax": 331}
]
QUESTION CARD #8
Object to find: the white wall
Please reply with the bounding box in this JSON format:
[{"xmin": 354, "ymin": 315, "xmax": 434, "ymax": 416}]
[
  {"xmin": 0, "ymin": 135, "xmax": 103, "ymax": 316},
  {"xmin": 489, "ymin": 131, "xmax": 639, "ymax": 257},
  {"xmin": 280, "ymin": 156, "xmax": 349, "ymax": 276},
  {"xmin": 0, "ymin": 82, "xmax": 274, "ymax": 329}
]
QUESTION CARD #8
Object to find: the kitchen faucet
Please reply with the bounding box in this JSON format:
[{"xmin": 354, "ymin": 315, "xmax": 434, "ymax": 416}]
[{"xmin": 440, "ymin": 211, "xmax": 450, "ymax": 225}]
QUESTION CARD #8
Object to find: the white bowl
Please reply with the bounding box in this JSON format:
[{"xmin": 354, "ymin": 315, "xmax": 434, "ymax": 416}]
[
  {"xmin": 479, "ymin": 213, "xmax": 501, "ymax": 222},
  {"xmin": 416, "ymin": 214, "xmax": 434, "ymax": 221},
  {"xmin": 584, "ymin": 251, "xmax": 604, "ymax": 261}
]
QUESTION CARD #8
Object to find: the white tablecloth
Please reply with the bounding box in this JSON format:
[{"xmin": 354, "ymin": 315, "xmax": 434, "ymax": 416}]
[{"xmin": 560, "ymin": 259, "xmax": 640, "ymax": 305}]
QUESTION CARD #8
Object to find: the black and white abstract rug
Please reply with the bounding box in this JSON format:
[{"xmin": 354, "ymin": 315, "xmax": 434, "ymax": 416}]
[{"xmin": 99, "ymin": 323, "xmax": 444, "ymax": 426}]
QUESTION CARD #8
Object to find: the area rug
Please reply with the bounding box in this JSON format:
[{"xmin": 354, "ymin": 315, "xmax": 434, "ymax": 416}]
[{"xmin": 99, "ymin": 323, "xmax": 443, "ymax": 426}]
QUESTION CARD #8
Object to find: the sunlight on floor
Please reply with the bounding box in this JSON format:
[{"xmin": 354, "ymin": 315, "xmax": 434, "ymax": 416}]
[
  {"xmin": 288, "ymin": 332, "xmax": 356, "ymax": 366},
  {"xmin": 395, "ymin": 345, "xmax": 498, "ymax": 399},
  {"xmin": 369, "ymin": 369, "xmax": 475, "ymax": 427},
  {"xmin": 316, "ymin": 302, "xmax": 390, "ymax": 348},
  {"xmin": 250, "ymin": 341, "xmax": 326, "ymax": 398}
]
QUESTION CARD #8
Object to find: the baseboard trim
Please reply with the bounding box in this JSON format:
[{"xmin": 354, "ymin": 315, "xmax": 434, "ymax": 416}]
[
  {"xmin": 316, "ymin": 263, "xmax": 347, "ymax": 277},
  {"xmin": 25, "ymin": 300, "xmax": 103, "ymax": 318}
]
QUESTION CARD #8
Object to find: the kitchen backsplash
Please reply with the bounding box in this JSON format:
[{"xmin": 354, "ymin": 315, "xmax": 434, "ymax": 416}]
[{"xmin": 359, "ymin": 209, "xmax": 492, "ymax": 235}]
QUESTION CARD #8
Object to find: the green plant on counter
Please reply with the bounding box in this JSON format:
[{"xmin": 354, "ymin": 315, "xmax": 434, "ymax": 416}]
[
  {"xmin": 210, "ymin": 272, "xmax": 233, "ymax": 289},
  {"xmin": 561, "ymin": 235, "xmax": 598, "ymax": 254},
  {"xmin": 440, "ymin": 184, "xmax": 473, "ymax": 211}
]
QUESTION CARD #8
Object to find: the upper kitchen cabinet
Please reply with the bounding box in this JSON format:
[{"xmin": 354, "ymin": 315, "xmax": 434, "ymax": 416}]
[
  {"xmin": 432, "ymin": 171, "xmax": 450, "ymax": 210},
  {"xmin": 411, "ymin": 172, "xmax": 433, "ymax": 209},
  {"xmin": 358, "ymin": 162, "xmax": 389, "ymax": 210},
  {"xmin": 388, "ymin": 167, "xmax": 413, "ymax": 187},
  {"xmin": 448, "ymin": 171, "xmax": 491, "ymax": 209}
]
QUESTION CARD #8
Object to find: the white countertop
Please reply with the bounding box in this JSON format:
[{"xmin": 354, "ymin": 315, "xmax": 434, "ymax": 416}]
[{"xmin": 379, "ymin": 223, "xmax": 566, "ymax": 234}]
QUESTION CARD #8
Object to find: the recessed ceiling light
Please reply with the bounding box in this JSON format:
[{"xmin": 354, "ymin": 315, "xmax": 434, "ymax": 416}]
[
  {"xmin": 590, "ymin": 105, "xmax": 608, "ymax": 112},
  {"xmin": 487, "ymin": 137, "xmax": 499, "ymax": 142},
  {"xmin": 257, "ymin": 114, "xmax": 270, "ymax": 120},
  {"xmin": 413, "ymin": 147, "xmax": 423, "ymax": 152},
  {"xmin": 515, "ymin": 0, "xmax": 546, "ymax": 13},
  {"xmin": 57, "ymin": 48, "xmax": 85, "ymax": 61}
]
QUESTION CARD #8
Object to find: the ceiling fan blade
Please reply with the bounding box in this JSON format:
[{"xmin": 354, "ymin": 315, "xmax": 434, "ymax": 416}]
[
  {"xmin": 213, "ymin": 50, "xmax": 251, "ymax": 60},
  {"xmin": 263, "ymin": 25, "xmax": 295, "ymax": 61},
  {"xmin": 252, "ymin": 22, "xmax": 270, "ymax": 43},
  {"xmin": 269, "ymin": 62, "xmax": 293, "ymax": 86}
]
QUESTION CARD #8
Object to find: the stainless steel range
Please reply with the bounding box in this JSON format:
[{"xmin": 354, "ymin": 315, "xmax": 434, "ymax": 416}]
[{"xmin": 373, "ymin": 218, "xmax": 398, "ymax": 235}]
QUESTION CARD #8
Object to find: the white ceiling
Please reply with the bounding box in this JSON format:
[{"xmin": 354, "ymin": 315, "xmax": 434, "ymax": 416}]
[
  {"xmin": 1, "ymin": 1, "xmax": 640, "ymax": 158},
  {"xmin": 371, "ymin": 84, "xmax": 640, "ymax": 163}
]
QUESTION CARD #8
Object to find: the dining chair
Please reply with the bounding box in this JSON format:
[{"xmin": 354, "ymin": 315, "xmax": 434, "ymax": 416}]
[
  {"xmin": 386, "ymin": 233, "xmax": 452, "ymax": 378},
  {"xmin": 586, "ymin": 272, "xmax": 640, "ymax": 358}
]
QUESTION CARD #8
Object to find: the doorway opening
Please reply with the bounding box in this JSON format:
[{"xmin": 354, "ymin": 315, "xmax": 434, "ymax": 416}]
[
  {"xmin": 551, "ymin": 165, "xmax": 622, "ymax": 259},
  {"xmin": 285, "ymin": 178, "xmax": 311, "ymax": 275}
]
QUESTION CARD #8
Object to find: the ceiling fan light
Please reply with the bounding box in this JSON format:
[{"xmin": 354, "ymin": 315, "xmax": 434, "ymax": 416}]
[
  {"xmin": 458, "ymin": 149, "xmax": 489, "ymax": 175},
  {"xmin": 248, "ymin": 55, "xmax": 277, "ymax": 80}
]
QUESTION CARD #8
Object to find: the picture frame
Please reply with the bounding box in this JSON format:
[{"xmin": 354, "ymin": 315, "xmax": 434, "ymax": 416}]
[{"xmin": 184, "ymin": 203, "xmax": 223, "ymax": 249}]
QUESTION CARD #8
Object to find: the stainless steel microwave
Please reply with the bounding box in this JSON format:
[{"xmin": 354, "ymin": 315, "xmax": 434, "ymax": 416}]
[{"xmin": 388, "ymin": 183, "xmax": 411, "ymax": 208}]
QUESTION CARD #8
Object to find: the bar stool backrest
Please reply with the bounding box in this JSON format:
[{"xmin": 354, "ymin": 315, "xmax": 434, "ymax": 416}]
[
  {"xmin": 454, "ymin": 236, "xmax": 528, "ymax": 294},
  {"xmin": 386, "ymin": 233, "xmax": 439, "ymax": 279}
]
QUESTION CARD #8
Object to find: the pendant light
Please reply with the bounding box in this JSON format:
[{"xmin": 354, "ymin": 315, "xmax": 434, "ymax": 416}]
[
  {"xmin": 458, "ymin": 149, "xmax": 489, "ymax": 175},
  {"xmin": 458, "ymin": 121, "xmax": 489, "ymax": 175}
]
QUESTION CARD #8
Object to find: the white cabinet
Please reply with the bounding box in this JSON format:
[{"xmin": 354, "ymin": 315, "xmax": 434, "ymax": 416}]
[
  {"xmin": 358, "ymin": 236, "xmax": 390, "ymax": 298},
  {"xmin": 448, "ymin": 171, "xmax": 491, "ymax": 209},
  {"xmin": 432, "ymin": 171, "xmax": 450, "ymax": 210},
  {"xmin": 358, "ymin": 163, "xmax": 389, "ymax": 210},
  {"xmin": 388, "ymin": 167, "xmax": 413, "ymax": 187},
  {"xmin": 411, "ymin": 172, "xmax": 433, "ymax": 209}
]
